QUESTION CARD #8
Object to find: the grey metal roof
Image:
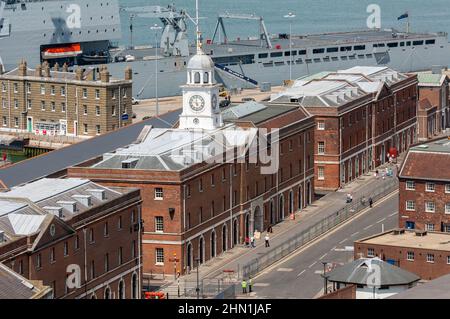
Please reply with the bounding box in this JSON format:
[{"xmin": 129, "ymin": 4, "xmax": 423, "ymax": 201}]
[
  {"xmin": 0, "ymin": 264, "xmax": 43, "ymax": 299},
  {"xmin": 389, "ymin": 273, "xmax": 450, "ymax": 299},
  {"xmin": 410, "ymin": 138, "xmax": 450, "ymax": 154},
  {"xmin": 0, "ymin": 110, "xmax": 181, "ymax": 188},
  {"xmin": 222, "ymin": 102, "xmax": 268, "ymax": 120},
  {"xmin": 325, "ymin": 258, "xmax": 420, "ymax": 286}
]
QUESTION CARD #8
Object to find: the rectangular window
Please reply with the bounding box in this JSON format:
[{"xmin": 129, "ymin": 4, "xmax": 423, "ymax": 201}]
[
  {"xmin": 95, "ymin": 89, "xmax": 100, "ymax": 99},
  {"xmin": 2, "ymin": 116, "xmax": 6, "ymax": 126},
  {"xmin": 406, "ymin": 181, "xmax": 415, "ymax": 190},
  {"xmin": 83, "ymin": 123, "xmax": 88, "ymax": 134},
  {"xmin": 51, "ymin": 85, "xmax": 55, "ymax": 95},
  {"xmin": 40, "ymin": 85, "xmax": 45, "ymax": 95},
  {"xmin": 90, "ymin": 261, "xmax": 95, "ymax": 279},
  {"xmin": 41, "ymin": 101, "xmax": 45, "ymax": 111},
  {"xmin": 447, "ymin": 256, "xmax": 450, "ymax": 265},
  {"xmin": 89, "ymin": 228, "xmax": 94, "ymax": 243},
  {"xmin": 199, "ymin": 179, "xmax": 203, "ymax": 192},
  {"xmin": 51, "ymin": 101, "xmax": 56, "ymax": 112},
  {"xmin": 95, "ymin": 105, "xmax": 100, "ymax": 116},
  {"xmin": 406, "ymin": 201, "xmax": 415, "ymax": 211},
  {"xmin": 82, "ymin": 88, "xmax": 87, "ymax": 98},
  {"xmin": 118, "ymin": 216, "xmax": 123, "ymax": 230},
  {"xmin": 407, "ymin": 251, "xmax": 414, "ymax": 261},
  {"xmin": 36, "ymin": 254, "xmax": 42, "ymax": 269},
  {"xmin": 118, "ymin": 247, "xmax": 123, "ymax": 265},
  {"xmin": 13, "ymin": 83, "xmax": 18, "ymax": 93},
  {"xmin": 446, "ymin": 203, "xmax": 450, "ymax": 214},
  {"xmin": 50, "ymin": 247, "xmax": 56, "ymax": 263},
  {"xmin": 313, "ymin": 48, "xmax": 325, "ymax": 54},
  {"xmin": 425, "ymin": 39, "xmax": 436, "ymax": 45},
  {"xmin": 104, "ymin": 222, "xmax": 109, "ymax": 237},
  {"xmin": 27, "ymin": 99, "xmax": 32, "ymax": 110},
  {"xmin": 2, "ymin": 98, "xmax": 6, "ymax": 108},
  {"xmin": 425, "ymin": 201, "xmax": 435, "ymax": 213},
  {"xmin": 64, "ymin": 242, "xmax": 69, "ymax": 257},
  {"xmin": 61, "ymin": 86, "xmax": 66, "ymax": 96},
  {"xmin": 74, "ymin": 236, "xmax": 79, "ymax": 250},
  {"xmin": 61, "ymin": 102, "xmax": 66, "ymax": 113},
  {"xmin": 96, "ymin": 125, "xmax": 101, "ymax": 135},
  {"xmin": 211, "ymin": 174, "xmax": 215, "ymax": 187},
  {"xmin": 155, "ymin": 216, "xmax": 164, "ymax": 232},
  {"xmin": 13, "ymin": 99, "xmax": 18, "ymax": 109},
  {"xmin": 14, "ymin": 117, "xmax": 18, "ymax": 127},
  {"xmin": 156, "ymin": 248, "xmax": 164, "ymax": 265},
  {"xmin": 270, "ymin": 52, "xmax": 283, "ymax": 58},
  {"xmin": 445, "ymin": 184, "xmax": 450, "ymax": 194},
  {"xmin": 426, "ymin": 253, "xmax": 435, "ymax": 263},
  {"xmin": 426, "ymin": 183, "xmax": 435, "ymax": 192},
  {"xmin": 83, "ymin": 105, "xmax": 88, "ymax": 115},
  {"xmin": 1, "ymin": 83, "xmax": 6, "ymax": 92},
  {"xmin": 318, "ymin": 167, "xmax": 325, "ymax": 181},
  {"xmin": 426, "ymin": 223, "xmax": 435, "ymax": 231},
  {"xmin": 367, "ymin": 248, "xmax": 375, "ymax": 257},
  {"xmin": 317, "ymin": 121, "xmax": 325, "ymax": 130},
  {"xmin": 154, "ymin": 187, "xmax": 163, "ymax": 200},
  {"xmin": 318, "ymin": 141, "xmax": 325, "ymax": 155},
  {"xmin": 104, "ymin": 253, "xmax": 109, "ymax": 272}
]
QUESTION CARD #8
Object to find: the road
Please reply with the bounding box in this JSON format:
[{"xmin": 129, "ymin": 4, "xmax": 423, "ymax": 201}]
[{"xmin": 251, "ymin": 191, "xmax": 398, "ymax": 299}]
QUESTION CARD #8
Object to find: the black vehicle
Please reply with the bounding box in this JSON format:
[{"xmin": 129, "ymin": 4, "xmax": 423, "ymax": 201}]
[{"xmin": 219, "ymin": 99, "xmax": 231, "ymax": 108}]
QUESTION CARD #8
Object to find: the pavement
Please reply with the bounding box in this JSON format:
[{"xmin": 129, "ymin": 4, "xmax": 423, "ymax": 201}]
[{"xmin": 157, "ymin": 160, "xmax": 401, "ymax": 298}]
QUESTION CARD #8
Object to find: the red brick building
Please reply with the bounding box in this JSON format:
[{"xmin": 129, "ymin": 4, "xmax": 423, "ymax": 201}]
[
  {"xmin": 398, "ymin": 137, "xmax": 450, "ymax": 231},
  {"xmin": 0, "ymin": 178, "xmax": 142, "ymax": 299},
  {"xmin": 354, "ymin": 229, "xmax": 450, "ymax": 281},
  {"xmin": 271, "ymin": 66, "xmax": 418, "ymax": 192},
  {"xmin": 416, "ymin": 72, "xmax": 450, "ymax": 141},
  {"xmin": 66, "ymin": 49, "xmax": 315, "ymax": 278}
]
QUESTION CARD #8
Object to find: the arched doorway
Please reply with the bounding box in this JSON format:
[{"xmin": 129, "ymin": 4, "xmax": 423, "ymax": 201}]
[
  {"xmin": 104, "ymin": 286, "xmax": 111, "ymax": 299},
  {"xmin": 131, "ymin": 272, "xmax": 138, "ymax": 299},
  {"xmin": 186, "ymin": 243, "xmax": 193, "ymax": 272},
  {"xmin": 233, "ymin": 219, "xmax": 238, "ymax": 246},
  {"xmin": 279, "ymin": 195, "xmax": 285, "ymax": 220},
  {"xmin": 254, "ymin": 206, "xmax": 263, "ymax": 233},
  {"xmin": 244, "ymin": 213, "xmax": 250, "ymax": 238},
  {"xmin": 289, "ymin": 190, "xmax": 294, "ymax": 215},
  {"xmin": 222, "ymin": 225, "xmax": 228, "ymax": 252},
  {"xmin": 298, "ymin": 186, "xmax": 303, "ymax": 211},
  {"xmin": 118, "ymin": 280, "xmax": 125, "ymax": 299},
  {"xmin": 199, "ymin": 237, "xmax": 204, "ymax": 264},
  {"xmin": 270, "ymin": 200, "xmax": 275, "ymax": 224},
  {"xmin": 210, "ymin": 231, "xmax": 216, "ymax": 258}
]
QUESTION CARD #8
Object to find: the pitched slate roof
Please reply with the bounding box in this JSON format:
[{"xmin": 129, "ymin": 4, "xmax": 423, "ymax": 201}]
[{"xmin": 325, "ymin": 258, "xmax": 420, "ymax": 286}]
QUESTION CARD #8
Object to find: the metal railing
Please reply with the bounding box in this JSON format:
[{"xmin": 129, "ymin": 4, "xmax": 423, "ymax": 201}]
[
  {"xmin": 242, "ymin": 178, "xmax": 398, "ymax": 279},
  {"xmin": 183, "ymin": 278, "xmax": 236, "ymax": 299}
]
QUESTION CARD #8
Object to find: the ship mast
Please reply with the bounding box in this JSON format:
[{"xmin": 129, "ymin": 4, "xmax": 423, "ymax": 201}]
[{"xmin": 195, "ymin": 0, "xmax": 203, "ymax": 54}]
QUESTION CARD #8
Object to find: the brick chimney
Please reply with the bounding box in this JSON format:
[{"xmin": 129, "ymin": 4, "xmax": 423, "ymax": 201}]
[
  {"xmin": 124, "ymin": 66, "xmax": 133, "ymax": 80},
  {"xmin": 100, "ymin": 66, "xmax": 110, "ymax": 83},
  {"xmin": 42, "ymin": 61, "xmax": 51, "ymax": 77},
  {"xmin": 35, "ymin": 64, "xmax": 43, "ymax": 77},
  {"xmin": 18, "ymin": 60, "xmax": 27, "ymax": 77},
  {"xmin": 75, "ymin": 67, "xmax": 84, "ymax": 81}
]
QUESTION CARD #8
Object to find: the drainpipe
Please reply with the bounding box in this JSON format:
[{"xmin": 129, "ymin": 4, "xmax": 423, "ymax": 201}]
[
  {"xmin": 119, "ymin": 85, "xmax": 122, "ymax": 128},
  {"xmin": 229, "ymin": 164, "xmax": 233, "ymax": 248},
  {"xmin": 138, "ymin": 204, "xmax": 142, "ymax": 299},
  {"xmin": 83, "ymin": 228, "xmax": 88, "ymax": 299}
]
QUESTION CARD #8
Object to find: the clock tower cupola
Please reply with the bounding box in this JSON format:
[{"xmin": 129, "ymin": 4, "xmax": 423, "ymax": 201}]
[{"xmin": 178, "ymin": 3, "xmax": 223, "ymax": 130}]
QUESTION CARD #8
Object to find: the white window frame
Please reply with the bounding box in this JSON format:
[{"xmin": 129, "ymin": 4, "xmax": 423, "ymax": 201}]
[
  {"xmin": 426, "ymin": 223, "xmax": 435, "ymax": 231},
  {"xmin": 317, "ymin": 121, "xmax": 325, "ymax": 130},
  {"xmin": 406, "ymin": 200, "xmax": 415, "ymax": 211},
  {"xmin": 425, "ymin": 201, "xmax": 435, "ymax": 213},
  {"xmin": 40, "ymin": 84, "xmax": 45, "ymax": 95},
  {"xmin": 406, "ymin": 181, "xmax": 415, "ymax": 190},
  {"xmin": 82, "ymin": 88, "xmax": 87, "ymax": 99},
  {"xmin": 407, "ymin": 251, "xmax": 414, "ymax": 261},
  {"xmin": 154, "ymin": 188, "xmax": 163, "ymax": 200},
  {"xmin": 367, "ymin": 248, "xmax": 375, "ymax": 258},
  {"xmin": 426, "ymin": 253, "xmax": 435, "ymax": 263},
  {"xmin": 426, "ymin": 182, "xmax": 435, "ymax": 192},
  {"xmin": 447, "ymin": 256, "xmax": 450, "ymax": 265},
  {"xmin": 155, "ymin": 216, "xmax": 164, "ymax": 233},
  {"xmin": 318, "ymin": 166, "xmax": 325, "ymax": 181},
  {"xmin": 318, "ymin": 141, "xmax": 325, "ymax": 155},
  {"xmin": 95, "ymin": 89, "xmax": 100, "ymax": 100},
  {"xmin": 61, "ymin": 86, "xmax": 66, "ymax": 97},
  {"xmin": 445, "ymin": 184, "xmax": 450, "ymax": 194},
  {"xmin": 155, "ymin": 248, "xmax": 164, "ymax": 265}
]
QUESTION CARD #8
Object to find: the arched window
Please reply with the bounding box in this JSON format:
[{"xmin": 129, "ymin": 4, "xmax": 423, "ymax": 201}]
[
  {"xmin": 118, "ymin": 279, "xmax": 125, "ymax": 299},
  {"xmin": 199, "ymin": 236, "xmax": 204, "ymax": 264},
  {"xmin": 194, "ymin": 72, "xmax": 201, "ymax": 84},
  {"xmin": 222, "ymin": 225, "xmax": 228, "ymax": 252},
  {"xmin": 204, "ymin": 72, "xmax": 209, "ymax": 84},
  {"xmin": 289, "ymin": 190, "xmax": 294, "ymax": 215},
  {"xmin": 131, "ymin": 273, "xmax": 138, "ymax": 299},
  {"xmin": 211, "ymin": 231, "xmax": 216, "ymax": 258},
  {"xmin": 279, "ymin": 195, "xmax": 285, "ymax": 220}
]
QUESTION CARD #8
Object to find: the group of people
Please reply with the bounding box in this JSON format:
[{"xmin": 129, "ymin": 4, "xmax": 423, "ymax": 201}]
[
  {"xmin": 347, "ymin": 193, "xmax": 374, "ymax": 208},
  {"xmin": 241, "ymin": 277, "xmax": 253, "ymax": 294},
  {"xmin": 245, "ymin": 233, "xmax": 271, "ymax": 248}
]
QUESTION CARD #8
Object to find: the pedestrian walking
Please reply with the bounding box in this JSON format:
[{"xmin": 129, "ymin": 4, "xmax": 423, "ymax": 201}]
[
  {"xmin": 244, "ymin": 236, "xmax": 250, "ymax": 248},
  {"xmin": 250, "ymin": 236, "xmax": 256, "ymax": 248},
  {"xmin": 268, "ymin": 225, "xmax": 273, "ymax": 233},
  {"xmin": 241, "ymin": 279, "xmax": 247, "ymax": 294},
  {"xmin": 369, "ymin": 197, "xmax": 373, "ymax": 208},
  {"xmin": 248, "ymin": 277, "xmax": 253, "ymax": 293},
  {"xmin": 265, "ymin": 234, "xmax": 270, "ymax": 247}
]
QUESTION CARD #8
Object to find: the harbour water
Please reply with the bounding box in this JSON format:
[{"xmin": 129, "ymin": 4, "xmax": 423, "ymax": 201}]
[{"xmin": 119, "ymin": 0, "xmax": 450, "ymax": 47}]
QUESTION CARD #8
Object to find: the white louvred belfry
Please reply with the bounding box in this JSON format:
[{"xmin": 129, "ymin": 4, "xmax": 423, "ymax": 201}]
[{"xmin": 178, "ymin": 0, "xmax": 223, "ymax": 130}]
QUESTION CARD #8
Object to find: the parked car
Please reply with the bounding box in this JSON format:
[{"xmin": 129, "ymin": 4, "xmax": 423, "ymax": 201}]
[
  {"xmin": 132, "ymin": 97, "xmax": 140, "ymax": 105},
  {"xmin": 142, "ymin": 116, "xmax": 152, "ymax": 120},
  {"xmin": 241, "ymin": 97, "xmax": 256, "ymax": 102},
  {"xmin": 219, "ymin": 99, "xmax": 231, "ymax": 108}
]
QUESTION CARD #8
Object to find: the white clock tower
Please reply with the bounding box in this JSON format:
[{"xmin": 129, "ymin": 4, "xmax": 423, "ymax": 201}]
[{"xmin": 178, "ymin": 2, "xmax": 223, "ymax": 130}]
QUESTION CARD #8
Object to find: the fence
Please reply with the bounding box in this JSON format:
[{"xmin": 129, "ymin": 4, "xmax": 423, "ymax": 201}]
[
  {"xmin": 242, "ymin": 178, "xmax": 398, "ymax": 279},
  {"xmin": 183, "ymin": 278, "xmax": 236, "ymax": 299}
]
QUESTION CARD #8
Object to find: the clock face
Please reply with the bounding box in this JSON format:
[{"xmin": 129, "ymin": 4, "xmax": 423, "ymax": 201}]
[
  {"xmin": 189, "ymin": 95, "xmax": 205, "ymax": 112},
  {"xmin": 211, "ymin": 94, "xmax": 218, "ymax": 109}
]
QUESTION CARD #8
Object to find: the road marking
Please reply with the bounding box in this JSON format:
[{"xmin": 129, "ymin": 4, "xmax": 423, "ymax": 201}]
[
  {"xmin": 297, "ymin": 270, "xmax": 306, "ymax": 277},
  {"xmin": 253, "ymin": 283, "xmax": 270, "ymax": 287},
  {"xmin": 331, "ymin": 246, "xmax": 337, "ymax": 251},
  {"xmin": 314, "ymin": 270, "xmax": 324, "ymax": 275},
  {"xmin": 377, "ymin": 218, "xmax": 386, "ymax": 223},
  {"xmin": 319, "ymin": 253, "xmax": 328, "ymax": 260},
  {"xmin": 364, "ymin": 225, "xmax": 373, "ymax": 230},
  {"xmin": 339, "ymin": 239, "xmax": 347, "ymax": 244},
  {"xmin": 308, "ymin": 261, "xmax": 317, "ymax": 268},
  {"xmin": 277, "ymin": 268, "xmax": 293, "ymax": 272},
  {"xmin": 388, "ymin": 212, "xmax": 398, "ymax": 217},
  {"xmin": 351, "ymin": 231, "xmax": 360, "ymax": 237}
]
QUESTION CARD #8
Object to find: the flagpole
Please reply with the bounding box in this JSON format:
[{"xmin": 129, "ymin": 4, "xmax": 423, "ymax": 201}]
[{"xmin": 406, "ymin": 12, "xmax": 410, "ymax": 33}]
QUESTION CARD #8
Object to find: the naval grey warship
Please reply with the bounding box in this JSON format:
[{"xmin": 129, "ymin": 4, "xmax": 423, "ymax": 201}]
[{"xmin": 1, "ymin": 0, "xmax": 450, "ymax": 99}]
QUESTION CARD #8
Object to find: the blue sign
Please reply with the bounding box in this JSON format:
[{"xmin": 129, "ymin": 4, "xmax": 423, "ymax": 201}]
[{"xmin": 121, "ymin": 114, "xmax": 129, "ymax": 121}]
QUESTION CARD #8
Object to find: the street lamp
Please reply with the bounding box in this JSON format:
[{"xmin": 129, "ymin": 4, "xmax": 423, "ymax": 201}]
[
  {"xmin": 322, "ymin": 261, "xmax": 328, "ymax": 295},
  {"xmin": 150, "ymin": 24, "xmax": 162, "ymax": 116},
  {"xmin": 283, "ymin": 12, "xmax": 296, "ymax": 81}
]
